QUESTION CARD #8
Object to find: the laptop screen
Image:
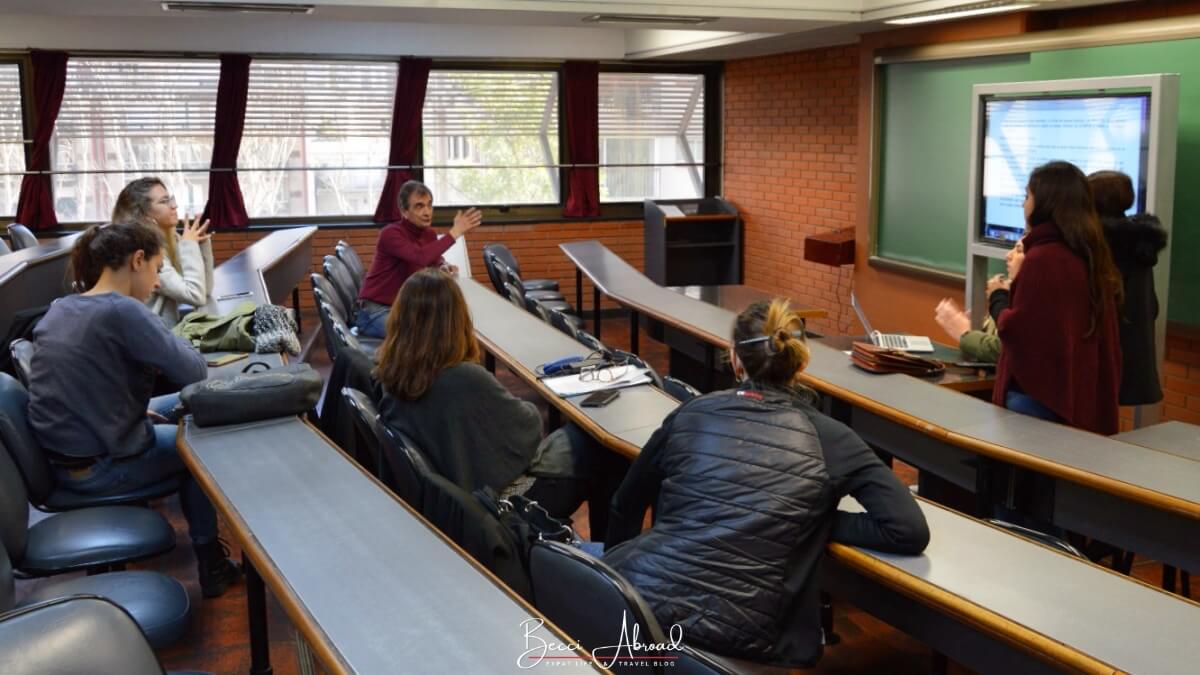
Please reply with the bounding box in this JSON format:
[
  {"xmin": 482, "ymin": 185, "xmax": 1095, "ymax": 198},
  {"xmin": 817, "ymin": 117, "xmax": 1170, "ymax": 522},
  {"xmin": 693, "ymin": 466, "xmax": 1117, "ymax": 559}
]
[{"xmin": 849, "ymin": 291, "xmax": 873, "ymax": 336}]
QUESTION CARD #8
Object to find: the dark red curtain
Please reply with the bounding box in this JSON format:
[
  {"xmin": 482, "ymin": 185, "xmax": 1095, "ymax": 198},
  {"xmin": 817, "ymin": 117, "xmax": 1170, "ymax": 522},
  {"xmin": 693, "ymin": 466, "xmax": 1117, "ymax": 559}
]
[
  {"xmin": 15, "ymin": 51, "xmax": 67, "ymax": 231},
  {"xmin": 374, "ymin": 57, "xmax": 432, "ymax": 223},
  {"xmin": 203, "ymin": 54, "xmax": 251, "ymax": 229},
  {"xmin": 563, "ymin": 61, "xmax": 599, "ymax": 218}
]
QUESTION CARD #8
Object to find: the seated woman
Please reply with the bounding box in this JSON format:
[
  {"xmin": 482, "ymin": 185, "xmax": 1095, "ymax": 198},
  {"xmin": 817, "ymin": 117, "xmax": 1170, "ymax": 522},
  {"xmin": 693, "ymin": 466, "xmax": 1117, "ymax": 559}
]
[
  {"xmin": 112, "ymin": 177, "xmax": 214, "ymax": 328},
  {"xmin": 27, "ymin": 223, "xmax": 239, "ymax": 597},
  {"xmin": 934, "ymin": 237, "xmax": 1025, "ymax": 363},
  {"xmin": 993, "ymin": 161, "xmax": 1122, "ymax": 433},
  {"xmin": 375, "ymin": 268, "xmax": 625, "ymax": 539},
  {"xmin": 1089, "ymin": 169, "xmax": 1168, "ymax": 406},
  {"xmin": 603, "ymin": 299, "xmax": 929, "ymax": 668}
]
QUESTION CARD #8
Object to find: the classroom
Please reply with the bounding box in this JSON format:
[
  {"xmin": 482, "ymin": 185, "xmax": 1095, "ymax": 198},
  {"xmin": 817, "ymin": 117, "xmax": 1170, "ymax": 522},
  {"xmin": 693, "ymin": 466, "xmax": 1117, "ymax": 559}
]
[{"xmin": 0, "ymin": 1, "xmax": 1198, "ymax": 673}]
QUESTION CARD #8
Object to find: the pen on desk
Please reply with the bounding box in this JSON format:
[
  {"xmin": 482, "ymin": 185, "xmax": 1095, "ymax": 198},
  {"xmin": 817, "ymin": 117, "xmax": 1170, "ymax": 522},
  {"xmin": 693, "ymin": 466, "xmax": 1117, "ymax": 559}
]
[{"xmin": 217, "ymin": 291, "xmax": 254, "ymax": 301}]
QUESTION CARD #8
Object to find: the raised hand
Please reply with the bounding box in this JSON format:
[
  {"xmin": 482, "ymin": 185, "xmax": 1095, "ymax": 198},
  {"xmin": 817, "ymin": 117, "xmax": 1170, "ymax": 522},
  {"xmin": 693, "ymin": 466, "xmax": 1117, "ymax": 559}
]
[
  {"xmin": 180, "ymin": 213, "xmax": 212, "ymax": 242},
  {"xmin": 449, "ymin": 208, "xmax": 483, "ymax": 239},
  {"xmin": 934, "ymin": 298, "xmax": 972, "ymax": 340}
]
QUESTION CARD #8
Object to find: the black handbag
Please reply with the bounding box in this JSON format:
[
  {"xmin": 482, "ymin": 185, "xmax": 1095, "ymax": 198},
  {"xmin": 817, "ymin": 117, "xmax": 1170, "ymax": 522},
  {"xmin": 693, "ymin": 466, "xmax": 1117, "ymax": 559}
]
[
  {"xmin": 181, "ymin": 361, "xmax": 322, "ymax": 427},
  {"xmin": 474, "ymin": 488, "xmax": 580, "ymax": 571}
]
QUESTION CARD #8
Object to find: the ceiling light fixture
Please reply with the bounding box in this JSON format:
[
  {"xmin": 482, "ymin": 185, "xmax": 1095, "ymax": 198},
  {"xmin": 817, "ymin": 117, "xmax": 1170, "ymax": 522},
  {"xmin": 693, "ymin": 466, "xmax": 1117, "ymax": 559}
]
[
  {"xmin": 582, "ymin": 14, "xmax": 716, "ymax": 26},
  {"xmin": 884, "ymin": 1, "xmax": 1036, "ymax": 26},
  {"xmin": 161, "ymin": 2, "xmax": 315, "ymax": 14}
]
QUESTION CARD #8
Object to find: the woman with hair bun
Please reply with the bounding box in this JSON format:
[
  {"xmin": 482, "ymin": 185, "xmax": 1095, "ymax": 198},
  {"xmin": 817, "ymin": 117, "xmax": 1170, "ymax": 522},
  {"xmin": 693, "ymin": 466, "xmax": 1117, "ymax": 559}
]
[
  {"xmin": 603, "ymin": 298, "xmax": 928, "ymax": 668},
  {"xmin": 26, "ymin": 223, "xmax": 239, "ymax": 598}
]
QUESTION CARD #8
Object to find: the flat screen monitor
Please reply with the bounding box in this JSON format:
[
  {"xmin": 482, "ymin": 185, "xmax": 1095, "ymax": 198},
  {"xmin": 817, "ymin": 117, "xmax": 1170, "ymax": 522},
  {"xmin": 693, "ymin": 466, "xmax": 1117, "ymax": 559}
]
[{"xmin": 979, "ymin": 93, "xmax": 1150, "ymax": 244}]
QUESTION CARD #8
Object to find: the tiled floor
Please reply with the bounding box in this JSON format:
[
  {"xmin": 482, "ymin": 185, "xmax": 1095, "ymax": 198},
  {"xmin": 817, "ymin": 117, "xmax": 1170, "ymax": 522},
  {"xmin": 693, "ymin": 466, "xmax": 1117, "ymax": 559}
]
[{"xmin": 14, "ymin": 310, "xmax": 1189, "ymax": 674}]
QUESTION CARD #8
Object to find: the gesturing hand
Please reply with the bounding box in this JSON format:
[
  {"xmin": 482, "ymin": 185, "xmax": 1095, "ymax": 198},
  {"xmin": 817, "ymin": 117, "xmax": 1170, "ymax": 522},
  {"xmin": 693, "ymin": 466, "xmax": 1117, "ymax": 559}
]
[
  {"xmin": 180, "ymin": 213, "xmax": 211, "ymax": 243},
  {"xmin": 449, "ymin": 208, "xmax": 483, "ymax": 239},
  {"xmin": 934, "ymin": 298, "xmax": 971, "ymax": 341},
  {"xmin": 986, "ymin": 274, "xmax": 1011, "ymax": 298}
]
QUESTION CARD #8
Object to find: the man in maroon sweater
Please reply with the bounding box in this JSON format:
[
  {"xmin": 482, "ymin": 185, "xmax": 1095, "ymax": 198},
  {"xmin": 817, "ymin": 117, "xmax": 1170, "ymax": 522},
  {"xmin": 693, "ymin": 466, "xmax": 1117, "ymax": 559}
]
[{"xmin": 355, "ymin": 180, "xmax": 482, "ymax": 337}]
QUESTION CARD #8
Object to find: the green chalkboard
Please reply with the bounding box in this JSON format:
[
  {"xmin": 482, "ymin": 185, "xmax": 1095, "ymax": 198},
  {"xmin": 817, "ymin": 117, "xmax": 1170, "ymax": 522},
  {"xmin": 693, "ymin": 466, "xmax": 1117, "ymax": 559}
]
[{"xmin": 876, "ymin": 38, "xmax": 1200, "ymax": 324}]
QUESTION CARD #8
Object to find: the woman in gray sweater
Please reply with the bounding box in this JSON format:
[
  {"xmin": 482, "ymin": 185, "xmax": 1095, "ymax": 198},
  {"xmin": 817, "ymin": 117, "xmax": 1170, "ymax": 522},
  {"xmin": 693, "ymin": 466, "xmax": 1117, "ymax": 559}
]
[{"xmin": 376, "ymin": 269, "xmax": 625, "ymax": 539}]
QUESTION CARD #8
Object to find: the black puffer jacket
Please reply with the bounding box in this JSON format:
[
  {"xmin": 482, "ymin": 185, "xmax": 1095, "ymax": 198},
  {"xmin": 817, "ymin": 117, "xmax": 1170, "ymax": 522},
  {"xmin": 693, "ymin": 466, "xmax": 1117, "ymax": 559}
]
[
  {"xmin": 1102, "ymin": 213, "xmax": 1168, "ymax": 405},
  {"xmin": 604, "ymin": 383, "xmax": 928, "ymax": 667}
]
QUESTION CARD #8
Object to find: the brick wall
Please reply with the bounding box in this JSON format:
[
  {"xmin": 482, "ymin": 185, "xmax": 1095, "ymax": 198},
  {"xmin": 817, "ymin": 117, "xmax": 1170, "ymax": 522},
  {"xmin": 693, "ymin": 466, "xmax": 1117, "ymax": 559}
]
[
  {"xmin": 722, "ymin": 19, "xmax": 1200, "ymax": 428},
  {"xmin": 723, "ymin": 45, "xmax": 860, "ymax": 337},
  {"xmin": 209, "ymin": 219, "xmax": 642, "ymax": 316}
]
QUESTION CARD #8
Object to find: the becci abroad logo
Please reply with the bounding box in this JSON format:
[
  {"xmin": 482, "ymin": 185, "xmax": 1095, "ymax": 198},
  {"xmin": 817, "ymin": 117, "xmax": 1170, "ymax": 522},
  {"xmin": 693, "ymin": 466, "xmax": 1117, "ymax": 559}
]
[{"xmin": 518, "ymin": 610, "xmax": 685, "ymax": 669}]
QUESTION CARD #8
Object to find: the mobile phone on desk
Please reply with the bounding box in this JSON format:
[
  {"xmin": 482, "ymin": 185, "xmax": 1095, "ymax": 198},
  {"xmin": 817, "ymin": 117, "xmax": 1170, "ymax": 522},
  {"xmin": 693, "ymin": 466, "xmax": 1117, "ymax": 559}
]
[
  {"xmin": 581, "ymin": 389, "xmax": 620, "ymax": 408},
  {"xmin": 206, "ymin": 353, "xmax": 249, "ymax": 368}
]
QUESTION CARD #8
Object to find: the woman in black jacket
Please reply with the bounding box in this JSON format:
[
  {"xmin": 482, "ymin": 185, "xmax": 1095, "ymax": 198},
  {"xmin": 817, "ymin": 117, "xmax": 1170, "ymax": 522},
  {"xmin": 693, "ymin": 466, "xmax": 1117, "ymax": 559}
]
[
  {"xmin": 603, "ymin": 298, "xmax": 929, "ymax": 668},
  {"xmin": 1088, "ymin": 170, "xmax": 1169, "ymax": 405}
]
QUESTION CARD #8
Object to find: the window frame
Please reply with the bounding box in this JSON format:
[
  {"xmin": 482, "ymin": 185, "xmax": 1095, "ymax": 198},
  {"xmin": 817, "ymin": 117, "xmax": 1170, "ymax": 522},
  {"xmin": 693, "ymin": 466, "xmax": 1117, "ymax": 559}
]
[
  {"xmin": 0, "ymin": 56, "xmax": 31, "ymax": 221},
  {"xmin": 7, "ymin": 51, "xmax": 721, "ymax": 229}
]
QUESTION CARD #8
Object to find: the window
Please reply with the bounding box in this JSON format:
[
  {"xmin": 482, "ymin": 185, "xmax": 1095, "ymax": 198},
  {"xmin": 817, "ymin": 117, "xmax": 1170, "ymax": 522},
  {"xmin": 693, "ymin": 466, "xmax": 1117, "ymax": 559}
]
[
  {"xmin": 423, "ymin": 70, "xmax": 559, "ymax": 206},
  {"xmin": 240, "ymin": 60, "xmax": 396, "ymax": 219},
  {"xmin": 52, "ymin": 59, "xmax": 219, "ymax": 223},
  {"xmin": 0, "ymin": 63, "xmax": 22, "ymax": 218},
  {"xmin": 599, "ymin": 72, "xmax": 704, "ymax": 202}
]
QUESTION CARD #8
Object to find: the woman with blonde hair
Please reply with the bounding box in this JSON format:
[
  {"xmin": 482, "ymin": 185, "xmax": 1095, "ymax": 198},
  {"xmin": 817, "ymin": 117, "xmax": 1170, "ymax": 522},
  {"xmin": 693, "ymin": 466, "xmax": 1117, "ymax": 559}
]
[
  {"xmin": 604, "ymin": 298, "xmax": 928, "ymax": 668},
  {"xmin": 112, "ymin": 177, "xmax": 213, "ymax": 326},
  {"xmin": 376, "ymin": 268, "xmax": 625, "ymax": 539}
]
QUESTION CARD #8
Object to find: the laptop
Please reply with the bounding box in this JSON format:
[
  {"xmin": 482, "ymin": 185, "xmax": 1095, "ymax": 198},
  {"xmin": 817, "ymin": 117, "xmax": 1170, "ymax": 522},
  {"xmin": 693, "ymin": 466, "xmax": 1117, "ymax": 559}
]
[{"xmin": 850, "ymin": 291, "xmax": 934, "ymax": 353}]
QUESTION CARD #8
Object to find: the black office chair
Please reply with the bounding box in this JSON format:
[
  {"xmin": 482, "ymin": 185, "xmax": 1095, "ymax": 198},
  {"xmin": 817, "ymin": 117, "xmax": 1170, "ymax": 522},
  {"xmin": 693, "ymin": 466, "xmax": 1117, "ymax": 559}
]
[
  {"xmin": 0, "ymin": 463, "xmax": 189, "ymax": 648},
  {"xmin": 341, "ymin": 387, "xmax": 384, "ymax": 479},
  {"xmin": 311, "ymin": 279, "xmax": 343, "ymax": 362},
  {"xmin": 0, "ymin": 595, "xmax": 208, "ymax": 675},
  {"xmin": 662, "ymin": 376, "xmax": 701, "ymax": 402},
  {"xmin": 6, "ymin": 224, "xmax": 37, "ymax": 251},
  {"xmin": 335, "ymin": 240, "xmax": 365, "ymax": 290},
  {"xmin": 548, "ymin": 307, "xmax": 585, "ymax": 334},
  {"xmin": 8, "ymin": 339, "xmax": 33, "ymax": 388},
  {"xmin": 501, "ymin": 264, "xmax": 573, "ymax": 309},
  {"xmin": 529, "ymin": 299, "xmax": 554, "ymax": 324},
  {"xmin": 419, "ymin": 468, "xmax": 532, "ymax": 600},
  {"xmin": 986, "ymin": 519, "xmax": 1086, "ymax": 558},
  {"xmin": 322, "ymin": 255, "xmax": 359, "ymax": 316},
  {"xmin": 0, "ymin": 373, "xmax": 182, "ymax": 512},
  {"xmin": 503, "ymin": 282, "xmax": 529, "ymax": 312},
  {"xmin": 378, "ymin": 425, "xmax": 433, "ymax": 509},
  {"xmin": 529, "ymin": 540, "xmax": 670, "ymax": 674},
  {"xmin": 326, "ymin": 305, "xmax": 379, "ymax": 359},
  {"xmin": 482, "ymin": 243, "xmax": 559, "ymax": 294},
  {"xmin": 0, "ymin": 432, "xmax": 176, "ymax": 578},
  {"xmin": 574, "ymin": 330, "xmax": 605, "ymax": 354},
  {"xmin": 311, "ymin": 272, "xmax": 348, "ymax": 324}
]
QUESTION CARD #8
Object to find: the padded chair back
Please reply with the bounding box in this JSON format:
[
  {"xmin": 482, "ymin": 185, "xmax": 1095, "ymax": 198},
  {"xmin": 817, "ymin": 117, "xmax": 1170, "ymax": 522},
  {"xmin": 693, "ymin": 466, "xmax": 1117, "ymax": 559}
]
[
  {"xmin": 0, "ymin": 373, "xmax": 53, "ymax": 507},
  {"xmin": 341, "ymin": 387, "xmax": 383, "ymax": 479},
  {"xmin": 419, "ymin": 468, "xmax": 531, "ymax": 599},
  {"xmin": 575, "ymin": 330, "xmax": 604, "ymax": 353},
  {"xmin": 986, "ymin": 519, "xmax": 1086, "ymax": 558},
  {"xmin": 335, "ymin": 240, "xmax": 365, "ymax": 289},
  {"xmin": 530, "ymin": 299, "xmax": 552, "ymax": 324},
  {"xmin": 662, "ymin": 376, "xmax": 700, "ymax": 403},
  {"xmin": 0, "ymin": 596, "xmax": 165, "ymax": 675},
  {"xmin": 0, "ymin": 431, "xmax": 29, "ymax": 567},
  {"xmin": 377, "ymin": 425, "xmax": 432, "ymax": 508},
  {"xmin": 0, "ymin": 238, "xmax": 10, "ymax": 256},
  {"xmin": 549, "ymin": 309, "xmax": 579, "ymax": 339},
  {"xmin": 481, "ymin": 246, "xmax": 507, "ymax": 295},
  {"xmin": 8, "ymin": 339, "xmax": 34, "ymax": 388},
  {"xmin": 6, "ymin": 224, "xmax": 37, "ymax": 251},
  {"xmin": 503, "ymin": 283, "xmax": 527, "ymax": 312},
  {"xmin": 484, "ymin": 242, "xmax": 522, "ymax": 279},
  {"xmin": 331, "ymin": 315, "xmax": 363, "ymax": 352},
  {"xmin": 322, "ymin": 255, "xmax": 358, "ymax": 314},
  {"xmin": 529, "ymin": 540, "xmax": 669, "ymax": 674},
  {"xmin": 310, "ymin": 273, "xmax": 347, "ymax": 323}
]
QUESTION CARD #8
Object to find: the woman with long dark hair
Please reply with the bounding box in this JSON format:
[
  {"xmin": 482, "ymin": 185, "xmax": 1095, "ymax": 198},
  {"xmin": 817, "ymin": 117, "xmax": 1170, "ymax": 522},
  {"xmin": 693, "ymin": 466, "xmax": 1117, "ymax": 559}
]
[
  {"xmin": 28, "ymin": 223, "xmax": 239, "ymax": 597},
  {"xmin": 604, "ymin": 299, "xmax": 928, "ymax": 667},
  {"xmin": 375, "ymin": 268, "xmax": 625, "ymax": 538},
  {"xmin": 993, "ymin": 161, "xmax": 1123, "ymax": 433}
]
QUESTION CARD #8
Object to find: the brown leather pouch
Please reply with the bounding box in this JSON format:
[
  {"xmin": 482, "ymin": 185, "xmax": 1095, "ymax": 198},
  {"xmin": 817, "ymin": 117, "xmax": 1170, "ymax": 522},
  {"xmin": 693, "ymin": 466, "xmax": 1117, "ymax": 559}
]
[{"xmin": 850, "ymin": 342, "xmax": 946, "ymax": 377}]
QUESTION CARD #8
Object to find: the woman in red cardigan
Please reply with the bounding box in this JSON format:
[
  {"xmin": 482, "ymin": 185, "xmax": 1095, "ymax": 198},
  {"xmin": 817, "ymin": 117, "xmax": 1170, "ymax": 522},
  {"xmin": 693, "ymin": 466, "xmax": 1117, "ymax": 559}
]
[{"xmin": 992, "ymin": 161, "xmax": 1123, "ymax": 435}]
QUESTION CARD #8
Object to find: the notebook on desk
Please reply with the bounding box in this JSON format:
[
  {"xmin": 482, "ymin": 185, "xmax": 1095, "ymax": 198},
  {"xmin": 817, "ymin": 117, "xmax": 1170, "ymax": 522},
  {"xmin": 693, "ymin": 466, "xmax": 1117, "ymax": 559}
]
[{"xmin": 850, "ymin": 291, "xmax": 934, "ymax": 353}]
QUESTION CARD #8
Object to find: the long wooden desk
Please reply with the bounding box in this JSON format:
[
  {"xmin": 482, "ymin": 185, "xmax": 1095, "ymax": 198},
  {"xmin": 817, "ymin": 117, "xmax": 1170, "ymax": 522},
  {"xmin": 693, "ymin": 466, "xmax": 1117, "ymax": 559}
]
[
  {"xmin": 180, "ymin": 416, "xmax": 590, "ymax": 674},
  {"xmin": 462, "ymin": 267, "xmax": 1200, "ymax": 674},
  {"xmin": 204, "ymin": 226, "xmax": 316, "ymax": 322},
  {"xmin": 561, "ymin": 240, "xmax": 1200, "ymax": 575},
  {"xmin": 460, "ymin": 277, "xmax": 678, "ymax": 458},
  {"xmin": 0, "ymin": 233, "xmax": 81, "ymax": 339},
  {"xmin": 1115, "ymin": 421, "xmax": 1200, "ymax": 462}
]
